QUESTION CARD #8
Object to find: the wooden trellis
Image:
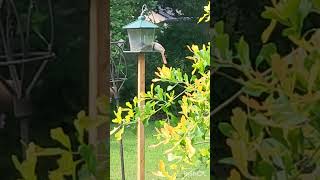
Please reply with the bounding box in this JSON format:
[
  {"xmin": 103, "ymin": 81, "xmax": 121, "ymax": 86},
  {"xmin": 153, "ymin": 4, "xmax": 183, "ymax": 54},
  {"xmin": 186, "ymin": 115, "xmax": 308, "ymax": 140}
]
[{"xmin": 0, "ymin": 0, "xmax": 55, "ymax": 155}]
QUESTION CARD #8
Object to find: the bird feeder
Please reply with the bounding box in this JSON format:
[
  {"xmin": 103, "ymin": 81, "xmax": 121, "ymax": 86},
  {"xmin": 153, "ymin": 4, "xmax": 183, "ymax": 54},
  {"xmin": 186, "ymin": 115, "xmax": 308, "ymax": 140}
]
[
  {"xmin": 123, "ymin": 7, "xmax": 158, "ymax": 52},
  {"xmin": 121, "ymin": 5, "xmax": 168, "ymax": 180}
]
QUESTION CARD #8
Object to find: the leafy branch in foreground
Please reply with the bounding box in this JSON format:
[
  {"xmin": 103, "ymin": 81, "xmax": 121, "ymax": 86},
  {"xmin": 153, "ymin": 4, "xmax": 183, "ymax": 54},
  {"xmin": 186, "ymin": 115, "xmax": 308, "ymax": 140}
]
[
  {"xmin": 214, "ymin": 0, "xmax": 320, "ymax": 179},
  {"xmin": 111, "ymin": 43, "xmax": 210, "ymax": 179},
  {"xmin": 12, "ymin": 106, "xmax": 109, "ymax": 180}
]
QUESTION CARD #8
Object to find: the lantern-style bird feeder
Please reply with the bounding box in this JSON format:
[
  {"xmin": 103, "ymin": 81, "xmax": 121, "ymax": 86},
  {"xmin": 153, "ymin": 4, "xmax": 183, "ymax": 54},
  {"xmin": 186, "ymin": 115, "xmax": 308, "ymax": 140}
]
[
  {"xmin": 123, "ymin": 6, "xmax": 159, "ymax": 52},
  {"xmin": 121, "ymin": 4, "xmax": 168, "ymax": 180}
]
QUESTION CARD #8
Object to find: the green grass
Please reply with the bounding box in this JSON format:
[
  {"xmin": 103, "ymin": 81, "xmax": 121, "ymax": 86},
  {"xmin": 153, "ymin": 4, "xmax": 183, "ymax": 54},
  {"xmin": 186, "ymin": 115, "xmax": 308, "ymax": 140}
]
[{"xmin": 110, "ymin": 121, "xmax": 210, "ymax": 180}]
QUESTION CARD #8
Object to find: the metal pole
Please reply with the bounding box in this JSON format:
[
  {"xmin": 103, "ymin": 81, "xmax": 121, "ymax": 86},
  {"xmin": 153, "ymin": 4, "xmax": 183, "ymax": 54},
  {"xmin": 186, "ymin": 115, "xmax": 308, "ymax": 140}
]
[
  {"xmin": 20, "ymin": 117, "xmax": 29, "ymax": 159},
  {"xmin": 115, "ymin": 96, "xmax": 126, "ymax": 180}
]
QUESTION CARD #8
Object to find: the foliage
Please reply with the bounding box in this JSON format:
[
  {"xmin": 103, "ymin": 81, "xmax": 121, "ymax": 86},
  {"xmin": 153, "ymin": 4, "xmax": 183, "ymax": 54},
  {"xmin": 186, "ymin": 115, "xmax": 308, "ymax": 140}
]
[
  {"xmin": 199, "ymin": 1, "xmax": 210, "ymax": 23},
  {"xmin": 213, "ymin": 0, "xmax": 320, "ymax": 179},
  {"xmin": 155, "ymin": 0, "xmax": 207, "ymax": 18},
  {"xmin": 12, "ymin": 100, "xmax": 109, "ymax": 180},
  {"xmin": 111, "ymin": 2, "xmax": 211, "ymax": 179},
  {"xmin": 110, "ymin": 0, "xmax": 157, "ymax": 41}
]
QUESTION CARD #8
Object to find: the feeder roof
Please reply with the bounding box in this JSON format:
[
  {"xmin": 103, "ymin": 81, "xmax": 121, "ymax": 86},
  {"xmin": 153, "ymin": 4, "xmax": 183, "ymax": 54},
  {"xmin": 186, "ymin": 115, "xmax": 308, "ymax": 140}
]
[{"xmin": 123, "ymin": 16, "xmax": 159, "ymax": 29}]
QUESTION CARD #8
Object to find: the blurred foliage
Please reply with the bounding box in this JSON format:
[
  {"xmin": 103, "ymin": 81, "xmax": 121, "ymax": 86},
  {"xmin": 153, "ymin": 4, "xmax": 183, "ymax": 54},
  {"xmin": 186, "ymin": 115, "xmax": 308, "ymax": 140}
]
[
  {"xmin": 12, "ymin": 100, "xmax": 109, "ymax": 180},
  {"xmin": 213, "ymin": 0, "xmax": 320, "ymax": 178},
  {"xmin": 155, "ymin": 0, "xmax": 206, "ymax": 18},
  {"xmin": 212, "ymin": 0, "xmax": 320, "ymax": 178},
  {"xmin": 31, "ymin": 0, "xmax": 90, "ymax": 123},
  {"xmin": 110, "ymin": 0, "xmax": 157, "ymax": 41}
]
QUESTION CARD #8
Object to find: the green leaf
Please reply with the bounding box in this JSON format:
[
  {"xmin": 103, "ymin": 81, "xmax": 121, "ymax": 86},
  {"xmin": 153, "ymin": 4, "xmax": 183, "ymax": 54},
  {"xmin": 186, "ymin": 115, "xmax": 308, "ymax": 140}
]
[
  {"xmin": 254, "ymin": 161, "xmax": 275, "ymax": 180},
  {"xmin": 115, "ymin": 127, "xmax": 124, "ymax": 141},
  {"xmin": 218, "ymin": 123, "xmax": 234, "ymax": 138},
  {"xmin": 261, "ymin": 7, "xmax": 281, "ymax": 20},
  {"xmin": 183, "ymin": 73, "xmax": 189, "ymax": 83},
  {"xmin": 11, "ymin": 155, "xmax": 22, "ymax": 173},
  {"xmin": 74, "ymin": 111, "xmax": 91, "ymax": 144},
  {"xmin": 236, "ymin": 36, "xmax": 251, "ymax": 67},
  {"xmin": 55, "ymin": 151, "xmax": 74, "ymax": 176},
  {"xmin": 228, "ymin": 169, "xmax": 241, "ymax": 180},
  {"xmin": 226, "ymin": 139, "xmax": 248, "ymax": 175},
  {"xmin": 269, "ymin": 127, "xmax": 287, "ymax": 146},
  {"xmin": 214, "ymin": 21, "xmax": 224, "ymax": 34},
  {"xmin": 261, "ymin": 138, "xmax": 287, "ymax": 156},
  {"xmin": 12, "ymin": 143, "xmax": 38, "ymax": 180},
  {"xmin": 248, "ymin": 118, "xmax": 264, "ymax": 138},
  {"xmin": 48, "ymin": 170, "xmax": 64, "ymax": 180},
  {"xmin": 97, "ymin": 96, "xmax": 109, "ymax": 115},
  {"xmin": 243, "ymin": 82, "xmax": 266, "ymax": 97},
  {"xmin": 231, "ymin": 108, "xmax": 248, "ymax": 140},
  {"xmin": 314, "ymin": 0, "xmax": 320, "ymax": 10},
  {"xmin": 35, "ymin": 147, "xmax": 65, "ymax": 156},
  {"xmin": 271, "ymin": 54, "xmax": 287, "ymax": 82},
  {"xmin": 167, "ymin": 85, "xmax": 174, "ymax": 91},
  {"xmin": 252, "ymin": 113, "xmax": 277, "ymax": 127},
  {"xmin": 262, "ymin": 20, "xmax": 277, "ymax": 43},
  {"xmin": 215, "ymin": 34, "xmax": 230, "ymax": 59},
  {"xmin": 270, "ymin": 95, "xmax": 309, "ymax": 128},
  {"xmin": 256, "ymin": 43, "xmax": 277, "ymax": 68},
  {"xmin": 50, "ymin": 128, "xmax": 72, "ymax": 150},
  {"xmin": 218, "ymin": 157, "xmax": 236, "ymax": 166},
  {"xmin": 79, "ymin": 144, "xmax": 97, "ymax": 175},
  {"xmin": 279, "ymin": 0, "xmax": 300, "ymax": 18},
  {"xmin": 308, "ymin": 60, "xmax": 320, "ymax": 93},
  {"xmin": 287, "ymin": 128, "xmax": 303, "ymax": 155}
]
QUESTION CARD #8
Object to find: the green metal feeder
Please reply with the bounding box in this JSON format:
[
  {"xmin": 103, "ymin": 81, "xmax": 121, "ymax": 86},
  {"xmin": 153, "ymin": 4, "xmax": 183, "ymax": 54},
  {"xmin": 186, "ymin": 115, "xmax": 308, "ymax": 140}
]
[{"xmin": 123, "ymin": 15, "xmax": 159, "ymax": 52}]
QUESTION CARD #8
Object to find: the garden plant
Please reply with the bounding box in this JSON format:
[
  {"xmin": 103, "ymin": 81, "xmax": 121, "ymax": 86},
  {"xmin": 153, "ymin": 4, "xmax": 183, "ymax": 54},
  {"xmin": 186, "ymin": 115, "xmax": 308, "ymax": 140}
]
[{"xmin": 213, "ymin": 0, "xmax": 320, "ymax": 179}]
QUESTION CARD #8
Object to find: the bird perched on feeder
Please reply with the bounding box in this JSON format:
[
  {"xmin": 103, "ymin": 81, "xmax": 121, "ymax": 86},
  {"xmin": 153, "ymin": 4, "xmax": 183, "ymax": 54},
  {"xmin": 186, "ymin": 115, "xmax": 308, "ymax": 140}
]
[
  {"xmin": 152, "ymin": 42, "xmax": 167, "ymax": 64},
  {"xmin": 141, "ymin": 42, "xmax": 167, "ymax": 64}
]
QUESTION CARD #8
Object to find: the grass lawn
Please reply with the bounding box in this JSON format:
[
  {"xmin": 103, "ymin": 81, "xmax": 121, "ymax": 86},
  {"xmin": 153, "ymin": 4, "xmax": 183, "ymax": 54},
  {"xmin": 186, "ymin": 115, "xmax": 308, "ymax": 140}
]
[{"xmin": 110, "ymin": 121, "xmax": 210, "ymax": 180}]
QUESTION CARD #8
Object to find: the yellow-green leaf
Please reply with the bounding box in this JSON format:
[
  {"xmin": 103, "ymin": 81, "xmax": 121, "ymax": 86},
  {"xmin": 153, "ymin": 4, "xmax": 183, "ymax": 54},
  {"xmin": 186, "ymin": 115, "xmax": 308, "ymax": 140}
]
[
  {"xmin": 48, "ymin": 170, "xmax": 64, "ymax": 180},
  {"xmin": 56, "ymin": 151, "xmax": 74, "ymax": 176},
  {"xmin": 185, "ymin": 137, "xmax": 196, "ymax": 158},
  {"xmin": 50, "ymin": 128, "xmax": 72, "ymax": 150},
  {"xmin": 262, "ymin": 20, "xmax": 277, "ymax": 43},
  {"xmin": 115, "ymin": 127, "xmax": 124, "ymax": 141},
  {"xmin": 227, "ymin": 139, "xmax": 248, "ymax": 176},
  {"xmin": 228, "ymin": 169, "xmax": 241, "ymax": 180},
  {"xmin": 126, "ymin": 102, "xmax": 132, "ymax": 109}
]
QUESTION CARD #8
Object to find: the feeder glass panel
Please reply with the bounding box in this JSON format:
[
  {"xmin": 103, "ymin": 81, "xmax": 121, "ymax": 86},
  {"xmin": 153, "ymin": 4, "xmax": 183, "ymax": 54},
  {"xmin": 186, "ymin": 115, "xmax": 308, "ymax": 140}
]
[
  {"xmin": 127, "ymin": 28, "xmax": 155, "ymax": 51},
  {"xmin": 141, "ymin": 28, "xmax": 155, "ymax": 51},
  {"xmin": 127, "ymin": 29, "xmax": 142, "ymax": 51}
]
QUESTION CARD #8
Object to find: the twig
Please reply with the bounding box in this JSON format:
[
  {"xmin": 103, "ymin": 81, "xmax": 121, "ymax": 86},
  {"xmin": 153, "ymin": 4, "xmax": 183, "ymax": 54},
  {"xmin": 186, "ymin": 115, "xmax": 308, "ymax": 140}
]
[
  {"xmin": 210, "ymin": 88, "xmax": 243, "ymax": 116},
  {"xmin": 214, "ymin": 71, "xmax": 245, "ymax": 86},
  {"xmin": 194, "ymin": 141, "xmax": 210, "ymax": 145}
]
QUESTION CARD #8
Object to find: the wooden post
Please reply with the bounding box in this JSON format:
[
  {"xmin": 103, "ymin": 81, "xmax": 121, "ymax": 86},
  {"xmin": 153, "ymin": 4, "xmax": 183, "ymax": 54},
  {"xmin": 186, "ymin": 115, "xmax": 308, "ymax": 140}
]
[
  {"xmin": 137, "ymin": 53, "xmax": 145, "ymax": 180},
  {"xmin": 89, "ymin": 0, "xmax": 98, "ymax": 146},
  {"xmin": 89, "ymin": 0, "xmax": 109, "ymax": 156}
]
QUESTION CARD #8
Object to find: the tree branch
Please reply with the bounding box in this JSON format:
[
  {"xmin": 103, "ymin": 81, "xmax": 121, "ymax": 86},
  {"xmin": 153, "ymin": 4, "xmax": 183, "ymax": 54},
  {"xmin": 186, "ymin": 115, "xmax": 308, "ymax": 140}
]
[{"xmin": 210, "ymin": 88, "xmax": 243, "ymax": 116}]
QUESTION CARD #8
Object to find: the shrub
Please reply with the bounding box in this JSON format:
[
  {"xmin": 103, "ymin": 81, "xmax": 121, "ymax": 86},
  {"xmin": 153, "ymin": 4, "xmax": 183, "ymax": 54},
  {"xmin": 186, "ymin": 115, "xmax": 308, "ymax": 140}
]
[{"xmin": 213, "ymin": 0, "xmax": 320, "ymax": 179}]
